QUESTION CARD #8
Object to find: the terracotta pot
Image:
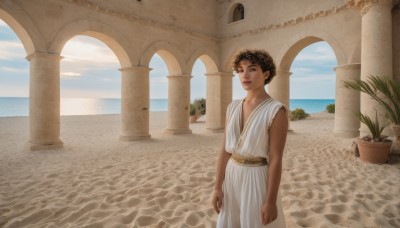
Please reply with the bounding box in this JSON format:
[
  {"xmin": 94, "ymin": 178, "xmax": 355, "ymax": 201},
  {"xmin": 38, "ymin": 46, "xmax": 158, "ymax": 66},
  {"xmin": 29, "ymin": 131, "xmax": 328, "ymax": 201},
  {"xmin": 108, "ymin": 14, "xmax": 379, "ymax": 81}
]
[{"xmin": 357, "ymin": 138, "xmax": 392, "ymax": 164}]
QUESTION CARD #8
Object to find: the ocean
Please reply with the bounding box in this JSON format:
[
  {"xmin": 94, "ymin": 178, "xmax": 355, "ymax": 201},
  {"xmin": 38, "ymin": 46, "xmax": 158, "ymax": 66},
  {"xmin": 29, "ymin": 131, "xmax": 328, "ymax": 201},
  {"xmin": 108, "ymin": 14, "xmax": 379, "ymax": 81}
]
[{"xmin": 0, "ymin": 97, "xmax": 335, "ymax": 117}]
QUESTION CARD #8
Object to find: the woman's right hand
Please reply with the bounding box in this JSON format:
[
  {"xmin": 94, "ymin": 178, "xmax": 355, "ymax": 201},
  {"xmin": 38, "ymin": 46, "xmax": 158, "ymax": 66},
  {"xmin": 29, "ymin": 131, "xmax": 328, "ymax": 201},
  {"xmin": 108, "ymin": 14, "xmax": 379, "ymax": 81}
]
[{"xmin": 212, "ymin": 189, "xmax": 224, "ymax": 214}]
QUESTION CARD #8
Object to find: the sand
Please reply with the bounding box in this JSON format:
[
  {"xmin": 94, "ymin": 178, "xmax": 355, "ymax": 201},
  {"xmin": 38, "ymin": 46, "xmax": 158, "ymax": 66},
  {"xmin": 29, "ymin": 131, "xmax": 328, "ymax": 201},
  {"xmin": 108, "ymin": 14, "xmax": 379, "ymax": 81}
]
[{"xmin": 0, "ymin": 112, "xmax": 399, "ymax": 228}]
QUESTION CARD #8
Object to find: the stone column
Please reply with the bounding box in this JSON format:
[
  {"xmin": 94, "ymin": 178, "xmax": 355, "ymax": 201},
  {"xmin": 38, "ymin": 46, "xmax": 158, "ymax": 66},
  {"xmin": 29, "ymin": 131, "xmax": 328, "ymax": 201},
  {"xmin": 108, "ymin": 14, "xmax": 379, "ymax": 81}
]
[
  {"xmin": 119, "ymin": 67, "xmax": 151, "ymax": 141},
  {"xmin": 165, "ymin": 75, "xmax": 192, "ymax": 134},
  {"xmin": 268, "ymin": 70, "xmax": 291, "ymax": 108},
  {"xmin": 394, "ymin": 8, "xmax": 400, "ymax": 84},
  {"xmin": 205, "ymin": 72, "xmax": 233, "ymax": 131},
  {"xmin": 334, "ymin": 64, "xmax": 361, "ymax": 138},
  {"xmin": 27, "ymin": 52, "xmax": 63, "ymax": 151},
  {"xmin": 268, "ymin": 70, "xmax": 292, "ymax": 130},
  {"xmin": 347, "ymin": 0, "xmax": 394, "ymax": 135}
]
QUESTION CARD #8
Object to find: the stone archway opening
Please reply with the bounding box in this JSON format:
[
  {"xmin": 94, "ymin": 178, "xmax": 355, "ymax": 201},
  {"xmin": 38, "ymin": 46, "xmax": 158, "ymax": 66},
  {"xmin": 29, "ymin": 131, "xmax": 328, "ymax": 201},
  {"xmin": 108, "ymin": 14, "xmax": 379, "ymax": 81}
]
[
  {"xmin": 190, "ymin": 58, "xmax": 207, "ymax": 115},
  {"xmin": 189, "ymin": 53, "xmax": 230, "ymax": 131},
  {"xmin": 59, "ymin": 35, "xmax": 121, "ymax": 142},
  {"xmin": 273, "ymin": 36, "xmax": 359, "ymax": 137},
  {"xmin": 272, "ymin": 37, "xmax": 338, "ymax": 111},
  {"xmin": 149, "ymin": 53, "xmax": 169, "ymax": 132},
  {"xmin": 148, "ymin": 49, "xmax": 191, "ymax": 135},
  {"xmin": 60, "ymin": 35, "xmax": 121, "ymax": 115},
  {"xmin": 289, "ymin": 41, "xmax": 337, "ymax": 114},
  {"xmin": 0, "ymin": 19, "xmax": 30, "ymax": 117}
]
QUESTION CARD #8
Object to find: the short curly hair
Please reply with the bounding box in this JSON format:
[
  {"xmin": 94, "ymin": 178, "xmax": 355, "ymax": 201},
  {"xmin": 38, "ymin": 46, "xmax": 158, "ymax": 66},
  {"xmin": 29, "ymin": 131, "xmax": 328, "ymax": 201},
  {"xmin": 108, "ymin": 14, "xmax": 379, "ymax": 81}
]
[{"xmin": 232, "ymin": 49, "xmax": 276, "ymax": 85}]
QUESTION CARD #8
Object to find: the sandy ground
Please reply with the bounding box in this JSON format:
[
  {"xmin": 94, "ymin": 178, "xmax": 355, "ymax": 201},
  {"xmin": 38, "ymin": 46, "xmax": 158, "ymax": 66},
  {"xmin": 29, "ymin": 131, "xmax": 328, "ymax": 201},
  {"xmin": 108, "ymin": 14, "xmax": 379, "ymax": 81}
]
[{"xmin": 0, "ymin": 112, "xmax": 399, "ymax": 228}]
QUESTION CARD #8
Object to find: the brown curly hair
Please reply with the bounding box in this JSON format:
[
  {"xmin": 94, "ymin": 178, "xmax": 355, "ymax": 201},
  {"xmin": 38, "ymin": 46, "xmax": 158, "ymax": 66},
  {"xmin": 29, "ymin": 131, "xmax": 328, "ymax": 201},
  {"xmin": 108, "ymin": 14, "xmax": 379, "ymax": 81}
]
[{"xmin": 232, "ymin": 49, "xmax": 276, "ymax": 85}]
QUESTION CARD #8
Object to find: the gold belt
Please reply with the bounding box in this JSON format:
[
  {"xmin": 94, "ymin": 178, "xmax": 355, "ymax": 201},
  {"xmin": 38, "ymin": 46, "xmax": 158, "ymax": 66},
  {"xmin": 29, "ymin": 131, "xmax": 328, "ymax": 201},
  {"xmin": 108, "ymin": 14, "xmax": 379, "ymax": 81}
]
[{"xmin": 231, "ymin": 153, "xmax": 268, "ymax": 166}]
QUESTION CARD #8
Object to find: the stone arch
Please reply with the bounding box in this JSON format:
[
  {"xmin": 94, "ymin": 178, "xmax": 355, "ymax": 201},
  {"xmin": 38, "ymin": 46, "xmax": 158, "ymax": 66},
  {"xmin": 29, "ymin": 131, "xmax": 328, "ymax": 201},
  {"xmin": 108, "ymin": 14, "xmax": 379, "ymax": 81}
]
[
  {"xmin": 349, "ymin": 40, "xmax": 361, "ymax": 64},
  {"xmin": 229, "ymin": 2, "xmax": 245, "ymax": 23},
  {"xmin": 0, "ymin": 7, "xmax": 38, "ymax": 55},
  {"xmin": 186, "ymin": 47, "xmax": 219, "ymax": 75},
  {"xmin": 222, "ymin": 47, "xmax": 248, "ymax": 73},
  {"xmin": 48, "ymin": 20, "xmax": 132, "ymax": 68},
  {"xmin": 141, "ymin": 41, "xmax": 183, "ymax": 75},
  {"xmin": 276, "ymin": 29, "xmax": 346, "ymax": 71}
]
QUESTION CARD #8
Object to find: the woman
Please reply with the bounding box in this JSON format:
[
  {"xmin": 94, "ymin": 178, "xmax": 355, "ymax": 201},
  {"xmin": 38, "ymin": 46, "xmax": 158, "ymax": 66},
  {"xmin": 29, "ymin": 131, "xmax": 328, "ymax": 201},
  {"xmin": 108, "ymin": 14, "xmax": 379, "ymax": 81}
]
[{"xmin": 212, "ymin": 49, "xmax": 287, "ymax": 227}]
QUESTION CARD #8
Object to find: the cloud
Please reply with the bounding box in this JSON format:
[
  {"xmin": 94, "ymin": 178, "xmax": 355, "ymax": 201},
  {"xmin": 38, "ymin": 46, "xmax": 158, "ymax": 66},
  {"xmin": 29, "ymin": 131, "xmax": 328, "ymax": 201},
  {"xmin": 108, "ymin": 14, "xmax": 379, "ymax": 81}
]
[
  {"xmin": 0, "ymin": 66, "xmax": 28, "ymax": 73},
  {"xmin": 294, "ymin": 42, "xmax": 337, "ymax": 63},
  {"xmin": 0, "ymin": 84, "xmax": 29, "ymax": 97},
  {"xmin": 61, "ymin": 36, "xmax": 119, "ymax": 68},
  {"xmin": 150, "ymin": 77, "xmax": 168, "ymax": 84},
  {"xmin": 0, "ymin": 40, "xmax": 25, "ymax": 60},
  {"xmin": 0, "ymin": 20, "xmax": 7, "ymax": 27},
  {"xmin": 291, "ymin": 67, "xmax": 314, "ymax": 73},
  {"xmin": 61, "ymin": 72, "xmax": 81, "ymax": 78},
  {"xmin": 291, "ymin": 73, "xmax": 335, "ymax": 83}
]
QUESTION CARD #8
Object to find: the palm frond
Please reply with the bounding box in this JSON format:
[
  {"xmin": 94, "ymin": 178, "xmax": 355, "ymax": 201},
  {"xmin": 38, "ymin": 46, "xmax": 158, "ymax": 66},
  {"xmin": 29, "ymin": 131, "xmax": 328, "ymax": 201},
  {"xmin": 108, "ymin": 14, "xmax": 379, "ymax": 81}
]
[
  {"xmin": 344, "ymin": 75, "xmax": 400, "ymax": 124},
  {"xmin": 357, "ymin": 111, "xmax": 387, "ymax": 140}
]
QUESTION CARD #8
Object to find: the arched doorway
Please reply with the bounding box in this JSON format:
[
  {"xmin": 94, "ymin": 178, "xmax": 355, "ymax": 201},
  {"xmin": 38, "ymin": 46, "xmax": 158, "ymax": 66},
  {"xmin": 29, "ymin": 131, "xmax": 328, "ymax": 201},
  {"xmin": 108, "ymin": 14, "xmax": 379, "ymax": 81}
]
[
  {"xmin": 142, "ymin": 45, "xmax": 190, "ymax": 135},
  {"xmin": 190, "ymin": 59, "xmax": 207, "ymax": 125},
  {"xmin": 149, "ymin": 53, "xmax": 169, "ymax": 133},
  {"xmin": 188, "ymin": 52, "xmax": 226, "ymax": 131},
  {"xmin": 289, "ymin": 41, "xmax": 336, "ymax": 114},
  {"xmin": 272, "ymin": 34, "xmax": 359, "ymax": 137},
  {"xmin": 60, "ymin": 35, "xmax": 120, "ymax": 116}
]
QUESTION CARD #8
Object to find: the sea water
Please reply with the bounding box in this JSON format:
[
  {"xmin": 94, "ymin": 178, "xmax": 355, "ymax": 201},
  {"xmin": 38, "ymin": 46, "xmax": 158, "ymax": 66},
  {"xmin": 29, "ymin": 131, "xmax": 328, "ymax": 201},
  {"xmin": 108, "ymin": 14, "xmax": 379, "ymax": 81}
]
[{"xmin": 0, "ymin": 97, "xmax": 335, "ymax": 117}]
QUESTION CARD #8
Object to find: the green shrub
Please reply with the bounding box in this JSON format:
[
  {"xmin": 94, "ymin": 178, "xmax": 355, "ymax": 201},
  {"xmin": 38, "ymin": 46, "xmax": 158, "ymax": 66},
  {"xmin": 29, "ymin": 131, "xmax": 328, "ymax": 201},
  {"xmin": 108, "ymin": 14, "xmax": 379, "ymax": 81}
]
[
  {"xmin": 326, "ymin": 104, "xmax": 335, "ymax": 113},
  {"xmin": 290, "ymin": 108, "xmax": 309, "ymax": 121},
  {"xmin": 190, "ymin": 103, "xmax": 197, "ymax": 116},
  {"xmin": 193, "ymin": 98, "xmax": 206, "ymax": 115}
]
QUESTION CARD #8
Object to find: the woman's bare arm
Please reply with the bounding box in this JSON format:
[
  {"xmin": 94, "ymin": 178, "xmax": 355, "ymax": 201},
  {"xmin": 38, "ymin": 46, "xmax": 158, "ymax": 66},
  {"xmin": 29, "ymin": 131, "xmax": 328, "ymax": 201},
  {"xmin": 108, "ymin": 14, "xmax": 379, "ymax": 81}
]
[{"xmin": 262, "ymin": 107, "xmax": 288, "ymax": 224}]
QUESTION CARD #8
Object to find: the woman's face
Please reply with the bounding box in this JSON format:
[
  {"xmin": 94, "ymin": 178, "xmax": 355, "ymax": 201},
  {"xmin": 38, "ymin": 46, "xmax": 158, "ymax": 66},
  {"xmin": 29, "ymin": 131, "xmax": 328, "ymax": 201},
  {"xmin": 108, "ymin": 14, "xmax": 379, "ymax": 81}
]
[{"xmin": 237, "ymin": 60, "xmax": 269, "ymax": 91}]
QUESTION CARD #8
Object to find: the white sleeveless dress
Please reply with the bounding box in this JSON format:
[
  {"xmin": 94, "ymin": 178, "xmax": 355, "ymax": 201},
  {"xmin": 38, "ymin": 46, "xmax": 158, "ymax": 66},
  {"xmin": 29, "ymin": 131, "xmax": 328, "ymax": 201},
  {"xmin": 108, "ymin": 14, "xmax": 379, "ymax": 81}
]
[{"xmin": 216, "ymin": 98, "xmax": 287, "ymax": 228}]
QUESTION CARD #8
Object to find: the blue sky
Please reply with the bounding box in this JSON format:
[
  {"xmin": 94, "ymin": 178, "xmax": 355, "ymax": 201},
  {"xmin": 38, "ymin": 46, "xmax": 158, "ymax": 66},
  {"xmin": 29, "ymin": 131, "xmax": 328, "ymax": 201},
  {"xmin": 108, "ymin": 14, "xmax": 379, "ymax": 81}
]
[{"xmin": 0, "ymin": 19, "xmax": 336, "ymax": 100}]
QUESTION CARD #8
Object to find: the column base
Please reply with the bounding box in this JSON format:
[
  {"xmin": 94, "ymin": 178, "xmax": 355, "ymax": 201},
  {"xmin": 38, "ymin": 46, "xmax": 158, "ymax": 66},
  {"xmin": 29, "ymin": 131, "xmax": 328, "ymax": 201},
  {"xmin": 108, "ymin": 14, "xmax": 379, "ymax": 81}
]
[
  {"xmin": 164, "ymin": 128, "xmax": 192, "ymax": 135},
  {"xmin": 206, "ymin": 127, "xmax": 224, "ymax": 133},
  {"xmin": 27, "ymin": 139, "xmax": 64, "ymax": 151},
  {"xmin": 119, "ymin": 134, "xmax": 151, "ymax": 142},
  {"xmin": 334, "ymin": 129, "xmax": 359, "ymax": 138}
]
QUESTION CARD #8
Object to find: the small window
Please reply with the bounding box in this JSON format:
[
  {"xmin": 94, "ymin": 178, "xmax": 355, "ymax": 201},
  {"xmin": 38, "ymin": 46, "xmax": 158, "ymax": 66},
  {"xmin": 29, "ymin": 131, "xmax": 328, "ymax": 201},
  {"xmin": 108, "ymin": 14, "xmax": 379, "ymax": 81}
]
[{"xmin": 230, "ymin": 3, "xmax": 244, "ymax": 23}]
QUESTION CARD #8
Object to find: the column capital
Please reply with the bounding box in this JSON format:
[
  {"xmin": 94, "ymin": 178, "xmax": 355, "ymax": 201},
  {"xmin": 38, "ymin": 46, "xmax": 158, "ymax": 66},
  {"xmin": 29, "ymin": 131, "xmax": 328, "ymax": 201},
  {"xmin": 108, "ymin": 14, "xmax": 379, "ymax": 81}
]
[
  {"xmin": 205, "ymin": 72, "xmax": 234, "ymax": 77},
  {"xmin": 119, "ymin": 66, "xmax": 151, "ymax": 72},
  {"xmin": 334, "ymin": 63, "xmax": 361, "ymax": 71},
  {"xmin": 346, "ymin": 0, "xmax": 396, "ymax": 15},
  {"xmin": 26, "ymin": 52, "xmax": 63, "ymax": 61}
]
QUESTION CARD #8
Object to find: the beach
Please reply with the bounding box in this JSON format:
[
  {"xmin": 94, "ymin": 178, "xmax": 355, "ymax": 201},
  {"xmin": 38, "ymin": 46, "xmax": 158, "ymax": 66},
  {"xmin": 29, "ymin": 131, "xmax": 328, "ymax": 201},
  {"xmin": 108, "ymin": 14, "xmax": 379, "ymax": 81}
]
[{"xmin": 0, "ymin": 112, "xmax": 399, "ymax": 228}]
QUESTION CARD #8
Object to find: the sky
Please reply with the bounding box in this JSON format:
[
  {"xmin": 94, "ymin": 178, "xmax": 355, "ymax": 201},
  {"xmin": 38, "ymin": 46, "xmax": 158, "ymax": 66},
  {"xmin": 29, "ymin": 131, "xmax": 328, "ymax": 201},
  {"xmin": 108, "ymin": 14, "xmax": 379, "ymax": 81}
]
[{"xmin": 0, "ymin": 19, "xmax": 337, "ymax": 100}]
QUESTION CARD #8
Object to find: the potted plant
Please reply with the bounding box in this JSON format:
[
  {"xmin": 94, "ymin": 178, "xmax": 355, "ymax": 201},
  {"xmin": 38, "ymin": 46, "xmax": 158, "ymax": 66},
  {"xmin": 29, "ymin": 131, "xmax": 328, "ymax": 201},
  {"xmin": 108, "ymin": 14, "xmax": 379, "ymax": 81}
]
[
  {"xmin": 355, "ymin": 111, "xmax": 392, "ymax": 164},
  {"xmin": 189, "ymin": 103, "xmax": 198, "ymax": 123},
  {"xmin": 344, "ymin": 75, "xmax": 400, "ymax": 153}
]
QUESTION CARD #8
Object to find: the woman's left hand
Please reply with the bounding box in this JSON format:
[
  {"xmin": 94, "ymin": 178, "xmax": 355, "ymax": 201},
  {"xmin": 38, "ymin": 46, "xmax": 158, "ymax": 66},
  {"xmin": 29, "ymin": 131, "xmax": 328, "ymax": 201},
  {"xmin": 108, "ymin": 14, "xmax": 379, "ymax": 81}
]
[{"xmin": 261, "ymin": 202, "xmax": 278, "ymax": 225}]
